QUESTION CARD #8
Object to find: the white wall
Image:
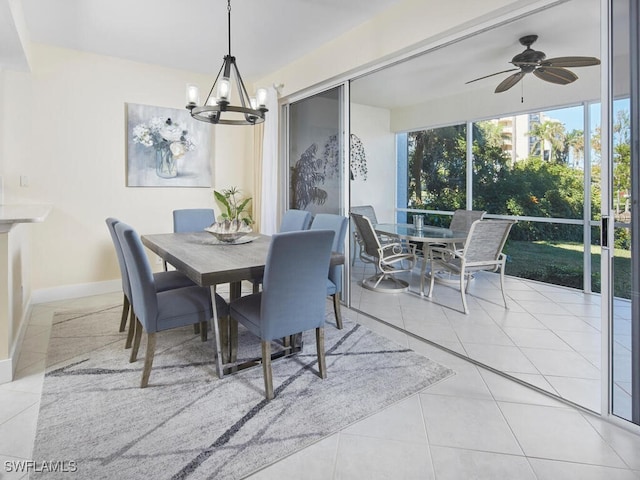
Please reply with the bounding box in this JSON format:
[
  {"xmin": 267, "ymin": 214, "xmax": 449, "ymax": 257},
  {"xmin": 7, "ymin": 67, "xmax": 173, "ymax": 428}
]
[
  {"xmin": 351, "ymin": 103, "xmax": 396, "ymax": 224},
  {"xmin": 1, "ymin": 44, "xmax": 252, "ymax": 293}
]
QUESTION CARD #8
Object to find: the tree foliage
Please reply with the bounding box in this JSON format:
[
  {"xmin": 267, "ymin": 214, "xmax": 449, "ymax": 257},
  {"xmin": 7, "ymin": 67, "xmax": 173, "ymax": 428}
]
[{"xmin": 406, "ymin": 115, "xmax": 624, "ymax": 243}]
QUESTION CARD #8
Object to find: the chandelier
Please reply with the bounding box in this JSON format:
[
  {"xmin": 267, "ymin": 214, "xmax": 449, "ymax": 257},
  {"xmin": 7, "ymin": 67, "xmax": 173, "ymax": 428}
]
[{"xmin": 186, "ymin": 0, "xmax": 267, "ymax": 125}]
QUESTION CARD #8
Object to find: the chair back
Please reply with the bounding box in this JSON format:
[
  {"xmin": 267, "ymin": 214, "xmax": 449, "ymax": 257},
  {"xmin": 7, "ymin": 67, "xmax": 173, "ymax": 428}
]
[
  {"xmin": 261, "ymin": 230, "xmax": 334, "ymax": 340},
  {"xmin": 463, "ymin": 219, "xmax": 515, "ymax": 264},
  {"xmin": 350, "ymin": 205, "xmax": 378, "ymax": 224},
  {"xmin": 310, "ymin": 214, "xmax": 349, "ymax": 291},
  {"xmin": 351, "ymin": 213, "xmax": 382, "ymax": 259},
  {"xmin": 115, "ymin": 222, "xmax": 159, "ymax": 331},
  {"xmin": 449, "ymin": 210, "xmax": 486, "ymax": 234},
  {"xmin": 279, "ymin": 209, "xmax": 312, "ymax": 232},
  {"xmin": 173, "ymin": 209, "xmax": 216, "ymax": 233},
  {"xmin": 105, "ymin": 217, "xmax": 132, "ymax": 301}
]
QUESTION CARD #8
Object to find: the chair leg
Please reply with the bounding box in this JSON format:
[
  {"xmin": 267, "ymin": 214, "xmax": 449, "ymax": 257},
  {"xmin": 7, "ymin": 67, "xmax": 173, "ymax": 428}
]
[
  {"xmin": 119, "ymin": 295, "xmax": 130, "ymax": 332},
  {"xmin": 141, "ymin": 332, "xmax": 156, "ymax": 388},
  {"xmin": 332, "ymin": 293, "xmax": 343, "ymax": 329},
  {"xmin": 460, "ymin": 271, "xmax": 469, "ymax": 314},
  {"xmin": 252, "ymin": 281, "xmax": 260, "ymax": 294},
  {"xmin": 193, "ymin": 323, "xmax": 201, "ymax": 335},
  {"xmin": 499, "ymin": 265, "xmax": 509, "ymax": 309},
  {"xmin": 125, "ymin": 309, "xmax": 136, "ymax": 349},
  {"xmin": 261, "ymin": 341, "xmax": 274, "ymax": 400},
  {"xmin": 200, "ymin": 321, "xmax": 208, "ymax": 342},
  {"xmin": 427, "ymin": 258, "xmax": 436, "ymax": 297},
  {"xmin": 130, "ymin": 318, "xmax": 143, "ymax": 363},
  {"xmin": 316, "ymin": 328, "xmax": 327, "ymax": 379}
]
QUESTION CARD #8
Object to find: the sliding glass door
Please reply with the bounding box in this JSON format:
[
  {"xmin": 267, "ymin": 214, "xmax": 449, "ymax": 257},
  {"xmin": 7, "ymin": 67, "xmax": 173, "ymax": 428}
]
[
  {"xmin": 286, "ymin": 86, "xmax": 346, "ymax": 216},
  {"xmin": 608, "ymin": 0, "xmax": 638, "ymax": 424}
]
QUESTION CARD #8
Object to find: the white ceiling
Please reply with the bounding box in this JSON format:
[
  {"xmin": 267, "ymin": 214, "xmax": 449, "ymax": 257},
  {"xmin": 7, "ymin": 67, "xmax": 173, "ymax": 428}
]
[
  {"xmin": 351, "ymin": 0, "xmax": 603, "ymax": 109},
  {"xmin": 15, "ymin": 0, "xmax": 405, "ymax": 79},
  {"xmin": 1, "ymin": 0, "xmax": 608, "ymax": 111}
]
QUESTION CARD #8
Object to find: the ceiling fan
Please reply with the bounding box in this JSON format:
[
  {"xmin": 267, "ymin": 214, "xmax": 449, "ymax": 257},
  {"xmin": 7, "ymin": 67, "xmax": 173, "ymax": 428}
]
[{"xmin": 466, "ymin": 35, "xmax": 601, "ymax": 93}]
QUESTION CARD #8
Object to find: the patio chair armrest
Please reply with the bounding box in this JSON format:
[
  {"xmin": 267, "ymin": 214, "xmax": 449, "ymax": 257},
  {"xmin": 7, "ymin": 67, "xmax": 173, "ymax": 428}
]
[
  {"xmin": 428, "ymin": 246, "xmax": 461, "ymax": 262},
  {"xmin": 379, "ymin": 242, "xmax": 408, "ymax": 256}
]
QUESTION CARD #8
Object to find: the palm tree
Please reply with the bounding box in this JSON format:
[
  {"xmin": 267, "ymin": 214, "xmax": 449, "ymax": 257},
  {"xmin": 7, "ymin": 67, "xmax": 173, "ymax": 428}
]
[{"xmin": 528, "ymin": 120, "xmax": 566, "ymax": 162}]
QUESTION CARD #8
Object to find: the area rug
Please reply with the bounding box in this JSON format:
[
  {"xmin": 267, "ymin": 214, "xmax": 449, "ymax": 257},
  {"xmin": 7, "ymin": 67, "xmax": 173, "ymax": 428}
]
[{"xmin": 33, "ymin": 304, "xmax": 454, "ymax": 479}]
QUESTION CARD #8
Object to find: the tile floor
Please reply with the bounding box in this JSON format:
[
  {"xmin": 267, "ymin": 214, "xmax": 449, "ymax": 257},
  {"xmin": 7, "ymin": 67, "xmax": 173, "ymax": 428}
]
[
  {"xmin": 1, "ymin": 289, "xmax": 640, "ymax": 479},
  {"xmin": 350, "ymin": 257, "xmax": 632, "ymax": 418}
]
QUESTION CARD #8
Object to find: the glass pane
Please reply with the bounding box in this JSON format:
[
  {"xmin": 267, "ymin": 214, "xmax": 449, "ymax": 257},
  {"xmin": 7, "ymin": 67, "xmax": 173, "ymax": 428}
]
[
  {"xmin": 472, "ymin": 107, "xmax": 586, "ymax": 220},
  {"xmin": 611, "ymin": 0, "xmax": 632, "ymax": 421},
  {"xmin": 407, "ymin": 124, "xmax": 467, "ymax": 213},
  {"xmin": 288, "ymin": 87, "xmax": 343, "ymax": 215}
]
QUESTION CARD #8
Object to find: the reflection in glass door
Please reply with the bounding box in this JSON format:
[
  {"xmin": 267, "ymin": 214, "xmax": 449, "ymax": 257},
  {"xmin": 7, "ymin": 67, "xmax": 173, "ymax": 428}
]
[{"xmin": 287, "ymin": 86, "xmax": 345, "ymax": 216}]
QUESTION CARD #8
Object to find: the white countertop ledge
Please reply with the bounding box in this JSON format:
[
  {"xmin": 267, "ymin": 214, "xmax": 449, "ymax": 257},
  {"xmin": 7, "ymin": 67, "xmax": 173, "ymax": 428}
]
[{"xmin": 0, "ymin": 204, "xmax": 51, "ymax": 232}]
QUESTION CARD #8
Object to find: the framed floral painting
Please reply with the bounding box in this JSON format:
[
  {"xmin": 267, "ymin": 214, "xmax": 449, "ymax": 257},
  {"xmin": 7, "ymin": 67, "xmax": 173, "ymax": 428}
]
[{"xmin": 126, "ymin": 103, "xmax": 212, "ymax": 187}]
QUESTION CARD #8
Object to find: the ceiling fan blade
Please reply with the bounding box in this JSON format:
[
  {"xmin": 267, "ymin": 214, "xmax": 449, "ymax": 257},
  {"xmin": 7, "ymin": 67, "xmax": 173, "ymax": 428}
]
[
  {"xmin": 465, "ymin": 68, "xmax": 520, "ymax": 84},
  {"xmin": 495, "ymin": 72, "xmax": 525, "ymax": 93},
  {"xmin": 542, "ymin": 56, "xmax": 601, "ymax": 68},
  {"xmin": 533, "ymin": 66, "xmax": 578, "ymax": 85}
]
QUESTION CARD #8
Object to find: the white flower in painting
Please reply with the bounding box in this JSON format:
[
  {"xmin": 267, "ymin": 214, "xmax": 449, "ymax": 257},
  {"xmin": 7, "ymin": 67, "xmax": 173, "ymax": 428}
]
[
  {"xmin": 132, "ymin": 124, "xmax": 153, "ymax": 147},
  {"xmin": 132, "ymin": 117, "xmax": 196, "ymax": 152},
  {"xmin": 170, "ymin": 141, "xmax": 186, "ymax": 159},
  {"xmin": 160, "ymin": 122, "xmax": 183, "ymax": 142}
]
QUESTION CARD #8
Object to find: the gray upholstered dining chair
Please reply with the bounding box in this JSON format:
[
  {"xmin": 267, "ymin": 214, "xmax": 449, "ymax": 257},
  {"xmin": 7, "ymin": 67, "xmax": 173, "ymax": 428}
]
[
  {"xmin": 427, "ymin": 219, "xmax": 515, "ymax": 314},
  {"xmin": 166, "ymin": 208, "xmax": 216, "ymax": 272},
  {"xmin": 251, "ymin": 209, "xmax": 313, "ymax": 293},
  {"xmin": 115, "ymin": 221, "xmax": 229, "ymax": 388},
  {"xmin": 310, "ymin": 214, "xmax": 349, "ymax": 329},
  {"xmin": 105, "ymin": 218, "xmax": 197, "ymax": 348},
  {"xmin": 279, "ymin": 209, "xmax": 312, "ymax": 232},
  {"xmin": 351, "ymin": 213, "xmax": 417, "ymax": 293},
  {"xmin": 230, "ymin": 229, "xmax": 334, "ymax": 400},
  {"xmin": 173, "ymin": 208, "xmax": 216, "ymax": 233}
]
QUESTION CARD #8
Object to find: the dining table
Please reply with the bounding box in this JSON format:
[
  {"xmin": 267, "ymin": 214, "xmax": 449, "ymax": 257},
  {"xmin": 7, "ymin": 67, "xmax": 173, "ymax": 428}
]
[
  {"xmin": 373, "ymin": 223, "xmax": 468, "ymax": 295},
  {"xmin": 141, "ymin": 231, "xmax": 345, "ymax": 378}
]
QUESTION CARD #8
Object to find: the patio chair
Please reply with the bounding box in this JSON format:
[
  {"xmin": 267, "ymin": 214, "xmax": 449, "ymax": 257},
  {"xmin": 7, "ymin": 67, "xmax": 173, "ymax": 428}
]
[
  {"xmin": 349, "ymin": 205, "xmax": 388, "ymax": 266},
  {"xmin": 448, "ymin": 209, "xmax": 487, "ymax": 249},
  {"xmin": 310, "ymin": 213, "xmax": 349, "ymax": 329},
  {"xmin": 426, "ymin": 219, "xmax": 515, "ymax": 314},
  {"xmin": 230, "ymin": 229, "xmax": 334, "ymax": 400},
  {"xmin": 116, "ymin": 221, "xmax": 229, "ymax": 387},
  {"xmin": 351, "ymin": 213, "xmax": 417, "ymax": 293}
]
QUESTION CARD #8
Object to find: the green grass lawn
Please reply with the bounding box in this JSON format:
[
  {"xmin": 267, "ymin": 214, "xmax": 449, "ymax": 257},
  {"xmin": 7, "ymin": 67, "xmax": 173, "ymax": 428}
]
[{"xmin": 503, "ymin": 240, "xmax": 632, "ymax": 299}]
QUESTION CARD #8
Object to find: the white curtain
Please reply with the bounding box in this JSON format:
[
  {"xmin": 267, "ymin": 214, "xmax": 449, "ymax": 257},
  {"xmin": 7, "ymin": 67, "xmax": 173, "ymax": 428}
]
[{"xmin": 259, "ymin": 86, "xmax": 279, "ymax": 235}]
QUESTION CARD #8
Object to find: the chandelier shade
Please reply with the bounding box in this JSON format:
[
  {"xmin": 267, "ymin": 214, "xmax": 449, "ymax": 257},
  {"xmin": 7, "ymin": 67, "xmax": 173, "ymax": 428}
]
[{"xmin": 186, "ymin": 0, "xmax": 267, "ymax": 126}]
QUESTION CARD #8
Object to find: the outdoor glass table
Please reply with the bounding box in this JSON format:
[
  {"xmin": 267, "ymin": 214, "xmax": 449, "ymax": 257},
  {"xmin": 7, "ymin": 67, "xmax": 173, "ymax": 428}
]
[{"xmin": 373, "ymin": 223, "xmax": 467, "ymax": 295}]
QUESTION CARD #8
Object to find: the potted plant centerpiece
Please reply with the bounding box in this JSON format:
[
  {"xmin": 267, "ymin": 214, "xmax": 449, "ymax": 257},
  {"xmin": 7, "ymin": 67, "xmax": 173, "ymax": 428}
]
[{"xmin": 206, "ymin": 187, "xmax": 254, "ymax": 242}]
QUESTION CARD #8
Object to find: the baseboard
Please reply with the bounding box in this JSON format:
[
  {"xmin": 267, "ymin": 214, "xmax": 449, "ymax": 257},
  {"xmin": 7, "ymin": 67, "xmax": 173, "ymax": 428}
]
[
  {"xmin": 0, "ymin": 357, "xmax": 13, "ymax": 384},
  {"xmin": 31, "ymin": 279, "xmax": 121, "ymax": 304},
  {"xmin": 0, "ymin": 298, "xmax": 31, "ymax": 385}
]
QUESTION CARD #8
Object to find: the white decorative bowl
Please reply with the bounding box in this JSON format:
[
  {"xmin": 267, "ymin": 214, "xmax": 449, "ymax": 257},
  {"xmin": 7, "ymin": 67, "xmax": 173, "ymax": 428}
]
[{"xmin": 204, "ymin": 221, "xmax": 252, "ymax": 243}]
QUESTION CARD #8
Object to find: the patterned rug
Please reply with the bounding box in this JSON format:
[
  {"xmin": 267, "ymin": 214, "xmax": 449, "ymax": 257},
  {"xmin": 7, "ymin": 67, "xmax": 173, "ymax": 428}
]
[{"xmin": 33, "ymin": 304, "xmax": 454, "ymax": 479}]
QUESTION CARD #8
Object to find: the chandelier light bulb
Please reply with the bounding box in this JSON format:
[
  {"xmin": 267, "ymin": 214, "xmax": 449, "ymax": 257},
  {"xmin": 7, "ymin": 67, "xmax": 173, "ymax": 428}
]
[
  {"xmin": 186, "ymin": 84, "xmax": 200, "ymax": 106},
  {"xmin": 256, "ymin": 88, "xmax": 268, "ymax": 108},
  {"xmin": 217, "ymin": 78, "xmax": 231, "ymax": 102}
]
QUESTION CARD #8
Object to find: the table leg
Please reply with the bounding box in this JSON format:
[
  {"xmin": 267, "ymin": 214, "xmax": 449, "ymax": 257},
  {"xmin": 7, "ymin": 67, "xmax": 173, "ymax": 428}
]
[
  {"xmin": 420, "ymin": 247, "xmax": 429, "ymax": 296},
  {"xmin": 210, "ymin": 286, "xmax": 225, "ymax": 379},
  {"xmin": 228, "ymin": 281, "xmax": 242, "ymax": 363}
]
